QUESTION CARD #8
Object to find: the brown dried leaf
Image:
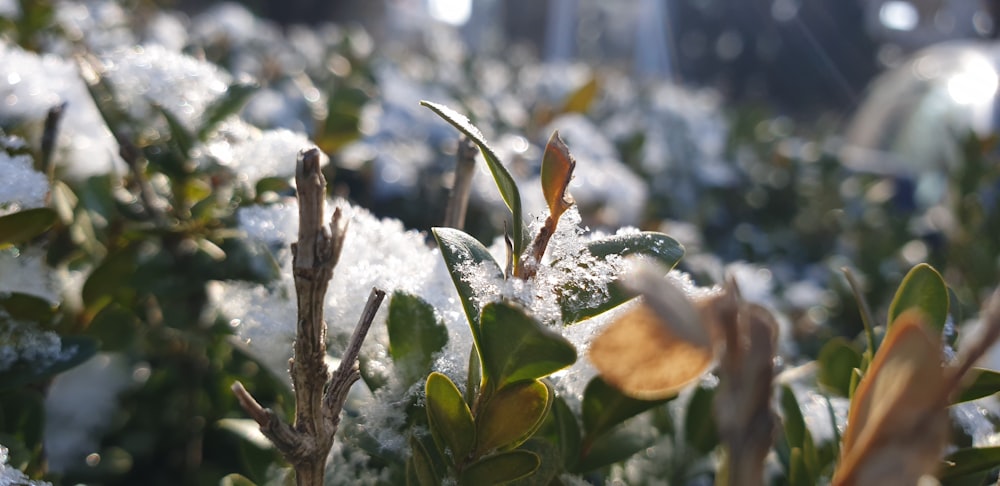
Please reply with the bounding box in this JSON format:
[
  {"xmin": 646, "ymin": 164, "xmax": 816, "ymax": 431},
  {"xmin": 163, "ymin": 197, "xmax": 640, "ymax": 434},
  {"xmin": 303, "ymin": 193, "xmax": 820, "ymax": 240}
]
[
  {"xmin": 589, "ymin": 302, "xmax": 713, "ymax": 400},
  {"xmin": 833, "ymin": 310, "xmax": 948, "ymax": 486}
]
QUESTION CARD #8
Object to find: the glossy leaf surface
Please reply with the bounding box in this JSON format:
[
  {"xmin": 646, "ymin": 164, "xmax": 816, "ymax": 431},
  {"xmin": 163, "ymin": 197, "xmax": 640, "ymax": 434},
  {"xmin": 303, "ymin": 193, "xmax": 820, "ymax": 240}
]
[
  {"xmin": 421, "ymin": 100, "xmax": 524, "ymax": 265},
  {"xmin": 425, "ymin": 372, "xmax": 476, "ymax": 461},
  {"xmin": 479, "ymin": 301, "xmax": 576, "ymax": 389}
]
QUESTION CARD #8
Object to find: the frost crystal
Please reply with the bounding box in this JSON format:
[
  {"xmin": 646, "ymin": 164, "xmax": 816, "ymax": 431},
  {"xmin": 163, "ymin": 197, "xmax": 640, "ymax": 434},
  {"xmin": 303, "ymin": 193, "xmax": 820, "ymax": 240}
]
[
  {"xmin": 0, "ymin": 314, "xmax": 67, "ymax": 373},
  {"xmin": 0, "ymin": 444, "xmax": 51, "ymax": 486},
  {"xmin": 101, "ymin": 44, "xmax": 231, "ymax": 130},
  {"xmin": 0, "ymin": 152, "xmax": 48, "ymax": 215},
  {"xmin": 203, "ymin": 121, "xmax": 323, "ymax": 183}
]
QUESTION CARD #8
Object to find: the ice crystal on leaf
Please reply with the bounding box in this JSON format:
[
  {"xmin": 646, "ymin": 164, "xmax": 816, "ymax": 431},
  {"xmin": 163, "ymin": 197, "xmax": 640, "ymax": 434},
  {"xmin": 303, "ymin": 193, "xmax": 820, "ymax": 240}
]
[
  {"xmin": 0, "ymin": 313, "xmax": 67, "ymax": 372},
  {"xmin": 0, "ymin": 444, "xmax": 51, "ymax": 486}
]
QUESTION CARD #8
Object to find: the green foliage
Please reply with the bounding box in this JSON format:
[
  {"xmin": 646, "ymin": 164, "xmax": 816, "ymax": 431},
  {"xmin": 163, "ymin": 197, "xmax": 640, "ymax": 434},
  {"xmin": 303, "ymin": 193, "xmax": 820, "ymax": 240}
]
[
  {"xmin": 422, "ymin": 101, "xmax": 525, "ymax": 268},
  {"xmin": 0, "ymin": 207, "xmax": 56, "ymax": 248},
  {"xmin": 478, "ymin": 302, "xmax": 576, "ymax": 390},
  {"xmin": 888, "ymin": 263, "xmax": 949, "ymax": 331}
]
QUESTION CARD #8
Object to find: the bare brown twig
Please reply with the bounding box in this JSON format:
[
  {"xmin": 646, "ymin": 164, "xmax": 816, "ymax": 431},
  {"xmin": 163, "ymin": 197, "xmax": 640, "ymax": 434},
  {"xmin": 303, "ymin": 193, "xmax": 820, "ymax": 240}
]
[
  {"xmin": 443, "ymin": 136, "xmax": 477, "ymax": 230},
  {"xmin": 231, "ymin": 148, "xmax": 385, "ymax": 486}
]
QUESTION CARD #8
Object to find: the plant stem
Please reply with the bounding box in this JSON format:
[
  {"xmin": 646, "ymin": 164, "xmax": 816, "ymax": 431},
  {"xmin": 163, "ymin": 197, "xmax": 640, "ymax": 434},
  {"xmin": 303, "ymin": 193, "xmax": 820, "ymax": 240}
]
[
  {"xmin": 443, "ymin": 136, "xmax": 477, "ymax": 230},
  {"xmin": 41, "ymin": 102, "xmax": 66, "ymax": 183},
  {"xmin": 232, "ymin": 148, "xmax": 385, "ymax": 486}
]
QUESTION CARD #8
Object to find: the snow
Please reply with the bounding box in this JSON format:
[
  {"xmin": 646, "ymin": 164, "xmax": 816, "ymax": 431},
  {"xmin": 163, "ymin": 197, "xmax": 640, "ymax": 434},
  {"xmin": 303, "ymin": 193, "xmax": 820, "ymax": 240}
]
[
  {"xmin": 202, "ymin": 120, "xmax": 322, "ymax": 183},
  {"xmin": 0, "ymin": 444, "xmax": 51, "ymax": 486},
  {"xmin": 0, "ymin": 311, "xmax": 68, "ymax": 373},
  {"xmin": 0, "ymin": 152, "xmax": 48, "ymax": 215},
  {"xmin": 44, "ymin": 353, "xmax": 132, "ymax": 473},
  {"xmin": 0, "ymin": 250, "xmax": 58, "ymax": 303},
  {"xmin": 0, "ymin": 41, "xmax": 122, "ymax": 180},
  {"xmin": 100, "ymin": 44, "xmax": 230, "ymax": 130}
]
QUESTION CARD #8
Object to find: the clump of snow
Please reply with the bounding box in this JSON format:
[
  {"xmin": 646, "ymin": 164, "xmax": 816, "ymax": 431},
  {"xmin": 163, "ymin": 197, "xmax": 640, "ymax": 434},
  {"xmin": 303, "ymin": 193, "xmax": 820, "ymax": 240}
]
[
  {"xmin": 0, "ymin": 443, "xmax": 51, "ymax": 486},
  {"xmin": 0, "ymin": 250, "xmax": 58, "ymax": 303},
  {"xmin": 142, "ymin": 12, "xmax": 189, "ymax": 53},
  {"xmin": 44, "ymin": 353, "xmax": 132, "ymax": 473},
  {"xmin": 0, "ymin": 0, "xmax": 20, "ymax": 19},
  {"xmin": 214, "ymin": 199, "xmax": 466, "ymax": 383},
  {"xmin": 201, "ymin": 119, "xmax": 322, "ymax": 183},
  {"xmin": 52, "ymin": 0, "xmax": 134, "ymax": 53},
  {"xmin": 100, "ymin": 44, "xmax": 230, "ymax": 131},
  {"xmin": 0, "ymin": 41, "xmax": 121, "ymax": 180},
  {"xmin": 0, "ymin": 152, "xmax": 48, "ymax": 215},
  {"xmin": 0, "ymin": 312, "xmax": 67, "ymax": 372}
]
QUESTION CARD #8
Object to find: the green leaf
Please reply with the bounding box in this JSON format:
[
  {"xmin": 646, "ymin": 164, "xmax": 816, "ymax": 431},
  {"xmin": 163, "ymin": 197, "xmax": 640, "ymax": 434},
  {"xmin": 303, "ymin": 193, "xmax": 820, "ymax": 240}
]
[
  {"xmin": 581, "ymin": 375, "xmax": 672, "ymax": 441},
  {"xmin": 779, "ymin": 385, "xmax": 819, "ymax": 483},
  {"xmin": 460, "ymin": 450, "xmax": 540, "ymax": 486},
  {"xmin": 479, "ymin": 301, "xmax": 576, "ymax": 389},
  {"xmin": 220, "ymin": 473, "xmax": 257, "ymax": 486},
  {"xmin": 466, "ymin": 345, "xmax": 482, "ymax": 406},
  {"xmin": 955, "ymin": 368, "xmax": 1000, "ymax": 403},
  {"xmin": 198, "ymin": 80, "xmax": 258, "ymax": 140},
  {"xmin": 939, "ymin": 446, "xmax": 1000, "ymax": 481},
  {"xmin": 0, "ymin": 336, "xmax": 99, "ymax": 390},
  {"xmin": 425, "ymin": 372, "xmax": 476, "ymax": 461},
  {"xmin": 559, "ymin": 232, "xmax": 684, "ymax": 324},
  {"xmin": 82, "ymin": 244, "xmax": 139, "ymax": 312},
  {"xmin": 817, "ymin": 337, "xmax": 862, "ymax": 397},
  {"xmin": 539, "ymin": 396, "xmax": 581, "ymax": 470},
  {"xmin": 388, "ymin": 291, "xmax": 448, "ymax": 386},
  {"xmin": 87, "ymin": 303, "xmax": 138, "ymax": 351},
  {"xmin": 432, "ymin": 227, "xmax": 502, "ymax": 347},
  {"xmin": 888, "ymin": 263, "xmax": 949, "ymax": 332},
  {"xmin": 562, "ymin": 76, "xmax": 599, "ymax": 114},
  {"xmin": 155, "ymin": 104, "xmax": 196, "ymax": 158},
  {"xmin": 505, "ymin": 438, "xmax": 562, "ymax": 486},
  {"xmin": 409, "ymin": 434, "xmax": 442, "ymax": 486},
  {"xmin": 684, "ymin": 385, "xmax": 718, "ymax": 454},
  {"xmin": 575, "ymin": 425, "xmax": 655, "ymax": 473},
  {"xmin": 0, "ymin": 292, "xmax": 57, "ymax": 323},
  {"xmin": 421, "ymin": 100, "xmax": 524, "ymax": 268},
  {"xmin": 0, "ymin": 207, "xmax": 56, "ymax": 247},
  {"xmin": 475, "ymin": 380, "xmax": 551, "ymax": 455}
]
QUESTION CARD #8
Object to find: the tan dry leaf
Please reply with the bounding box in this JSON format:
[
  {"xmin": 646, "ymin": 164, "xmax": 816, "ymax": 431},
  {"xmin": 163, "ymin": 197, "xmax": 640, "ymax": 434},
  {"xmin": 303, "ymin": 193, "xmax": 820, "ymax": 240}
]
[
  {"xmin": 589, "ymin": 301, "xmax": 714, "ymax": 400},
  {"xmin": 833, "ymin": 310, "xmax": 949, "ymax": 486}
]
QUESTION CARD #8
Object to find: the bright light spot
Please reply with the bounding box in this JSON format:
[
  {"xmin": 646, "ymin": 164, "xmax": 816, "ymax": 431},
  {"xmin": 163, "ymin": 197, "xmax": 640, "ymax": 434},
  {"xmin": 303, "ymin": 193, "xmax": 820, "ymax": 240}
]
[
  {"xmin": 428, "ymin": 0, "xmax": 472, "ymax": 26},
  {"xmin": 947, "ymin": 57, "xmax": 998, "ymax": 105},
  {"xmin": 880, "ymin": 1, "xmax": 919, "ymax": 31}
]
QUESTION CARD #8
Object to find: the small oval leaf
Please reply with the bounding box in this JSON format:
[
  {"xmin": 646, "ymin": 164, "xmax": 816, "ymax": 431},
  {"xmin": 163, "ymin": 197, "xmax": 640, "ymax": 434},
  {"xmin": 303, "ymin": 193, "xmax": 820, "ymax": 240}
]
[
  {"xmin": 421, "ymin": 100, "xmax": 524, "ymax": 266},
  {"xmin": 432, "ymin": 227, "xmax": 502, "ymax": 345},
  {"xmin": 954, "ymin": 367, "xmax": 1000, "ymax": 404},
  {"xmin": 475, "ymin": 380, "xmax": 550, "ymax": 455},
  {"xmin": 479, "ymin": 301, "xmax": 577, "ymax": 389},
  {"xmin": 388, "ymin": 291, "xmax": 448, "ymax": 386},
  {"xmin": 888, "ymin": 263, "xmax": 949, "ymax": 332},
  {"xmin": 581, "ymin": 375, "xmax": 672, "ymax": 441},
  {"xmin": 939, "ymin": 446, "xmax": 1000, "ymax": 480},
  {"xmin": 560, "ymin": 232, "xmax": 684, "ymax": 324},
  {"xmin": 817, "ymin": 337, "xmax": 862, "ymax": 397},
  {"xmin": 425, "ymin": 372, "xmax": 476, "ymax": 461},
  {"xmin": 0, "ymin": 207, "xmax": 57, "ymax": 247},
  {"xmin": 589, "ymin": 302, "xmax": 713, "ymax": 400},
  {"xmin": 459, "ymin": 450, "xmax": 540, "ymax": 486}
]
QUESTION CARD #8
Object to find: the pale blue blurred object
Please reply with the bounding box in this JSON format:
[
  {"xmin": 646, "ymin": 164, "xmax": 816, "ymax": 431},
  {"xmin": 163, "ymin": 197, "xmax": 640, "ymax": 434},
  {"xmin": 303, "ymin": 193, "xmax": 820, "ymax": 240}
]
[{"xmin": 843, "ymin": 41, "xmax": 1000, "ymax": 177}]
